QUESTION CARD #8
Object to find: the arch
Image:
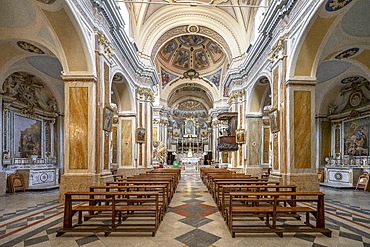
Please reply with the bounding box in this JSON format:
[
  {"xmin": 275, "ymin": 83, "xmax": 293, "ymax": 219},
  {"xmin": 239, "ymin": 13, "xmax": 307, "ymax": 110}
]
[
  {"xmin": 136, "ymin": 8, "xmax": 245, "ymax": 64},
  {"xmin": 111, "ymin": 71, "xmax": 135, "ymax": 112},
  {"xmin": 247, "ymin": 75, "xmax": 272, "ymax": 113},
  {"xmin": 162, "ymin": 79, "xmax": 218, "ymax": 107},
  {"xmin": 288, "ymin": 1, "xmax": 336, "ymax": 78}
]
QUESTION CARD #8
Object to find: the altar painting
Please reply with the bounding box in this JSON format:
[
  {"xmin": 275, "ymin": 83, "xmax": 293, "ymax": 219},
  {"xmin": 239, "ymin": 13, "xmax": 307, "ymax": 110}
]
[
  {"xmin": 344, "ymin": 117, "xmax": 369, "ymax": 156},
  {"xmin": 14, "ymin": 115, "xmax": 42, "ymax": 158}
]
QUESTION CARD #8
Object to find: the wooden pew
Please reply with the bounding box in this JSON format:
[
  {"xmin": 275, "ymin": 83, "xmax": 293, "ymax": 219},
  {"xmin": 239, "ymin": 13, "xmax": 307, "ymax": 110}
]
[
  {"xmin": 219, "ymin": 184, "xmax": 295, "ymax": 220},
  {"xmin": 227, "ymin": 191, "xmax": 332, "ymax": 238},
  {"xmin": 213, "ymin": 180, "xmax": 279, "ymax": 204},
  {"xmin": 205, "ymin": 173, "xmax": 254, "ymax": 191},
  {"xmin": 89, "ymin": 185, "xmax": 168, "ymax": 220},
  {"xmin": 106, "ymin": 181, "xmax": 172, "ymax": 202},
  {"xmin": 148, "ymin": 168, "xmax": 181, "ymax": 180},
  {"xmin": 210, "ymin": 178, "xmax": 269, "ymax": 199},
  {"xmin": 56, "ymin": 191, "xmax": 161, "ymax": 237}
]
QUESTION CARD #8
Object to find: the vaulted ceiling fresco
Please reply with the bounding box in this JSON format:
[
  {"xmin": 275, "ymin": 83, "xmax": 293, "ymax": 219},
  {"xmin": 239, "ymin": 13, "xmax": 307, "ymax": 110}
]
[{"xmin": 156, "ymin": 35, "xmax": 226, "ymax": 89}]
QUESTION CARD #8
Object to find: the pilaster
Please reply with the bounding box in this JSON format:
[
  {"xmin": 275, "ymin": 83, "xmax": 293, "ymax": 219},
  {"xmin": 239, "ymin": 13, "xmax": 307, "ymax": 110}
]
[{"xmin": 59, "ymin": 75, "xmax": 98, "ymax": 202}]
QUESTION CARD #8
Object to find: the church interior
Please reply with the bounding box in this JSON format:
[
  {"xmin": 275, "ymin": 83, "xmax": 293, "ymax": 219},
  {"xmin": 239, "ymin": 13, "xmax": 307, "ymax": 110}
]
[{"xmin": 0, "ymin": 0, "xmax": 370, "ymax": 246}]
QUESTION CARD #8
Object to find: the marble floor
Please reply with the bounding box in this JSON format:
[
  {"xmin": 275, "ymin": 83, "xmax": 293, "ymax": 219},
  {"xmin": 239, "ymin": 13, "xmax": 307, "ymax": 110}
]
[{"xmin": 0, "ymin": 173, "xmax": 370, "ymax": 247}]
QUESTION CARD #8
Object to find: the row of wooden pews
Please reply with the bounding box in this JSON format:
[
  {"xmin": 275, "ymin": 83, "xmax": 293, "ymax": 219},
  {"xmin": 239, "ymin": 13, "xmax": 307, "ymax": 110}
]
[
  {"xmin": 56, "ymin": 168, "xmax": 181, "ymax": 237},
  {"xmin": 200, "ymin": 168, "xmax": 332, "ymax": 238}
]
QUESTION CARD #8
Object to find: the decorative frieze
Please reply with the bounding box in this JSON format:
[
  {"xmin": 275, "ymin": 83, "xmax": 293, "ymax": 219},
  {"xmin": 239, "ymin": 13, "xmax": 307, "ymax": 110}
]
[
  {"xmin": 137, "ymin": 87, "xmax": 154, "ymax": 101},
  {"xmin": 96, "ymin": 31, "xmax": 114, "ymax": 58},
  {"xmin": 268, "ymin": 38, "xmax": 286, "ymax": 64}
]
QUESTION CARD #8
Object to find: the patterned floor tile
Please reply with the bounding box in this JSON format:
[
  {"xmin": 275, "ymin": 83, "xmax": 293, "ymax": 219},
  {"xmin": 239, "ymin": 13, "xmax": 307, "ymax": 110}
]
[
  {"xmin": 179, "ymin": 215, "xmax": 213, "ymax": 227},
  {"xmin": 175, "ymin": 228, "xmax": 221, "ymax": 247}
]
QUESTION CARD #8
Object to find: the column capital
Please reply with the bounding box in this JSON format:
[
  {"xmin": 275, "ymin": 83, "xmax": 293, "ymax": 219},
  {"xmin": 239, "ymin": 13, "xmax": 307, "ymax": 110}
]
[
  {"xmin": 286, "ymin": 78, "xmax": 316, "ymax": 87},
  {"xmin": 61, "ymin": 74, "xmax": 97, "ymax": 83}
]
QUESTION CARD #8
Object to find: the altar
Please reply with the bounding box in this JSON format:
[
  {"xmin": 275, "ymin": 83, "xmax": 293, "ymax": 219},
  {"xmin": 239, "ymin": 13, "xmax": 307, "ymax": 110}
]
[
  {"xmin": 323, "ymin": 166, "xmax": 364, "ymax": 188},
  {"xmin": 181, "ymin": 157, "xmax": 200, "ymax": 173}
]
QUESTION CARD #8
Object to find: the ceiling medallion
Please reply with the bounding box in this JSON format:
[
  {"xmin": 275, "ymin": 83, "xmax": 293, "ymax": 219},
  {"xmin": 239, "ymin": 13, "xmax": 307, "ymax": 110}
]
[
  {"xmin": 335, "ymin": 47, "xmax": 359, "ymax": 60},
  {"xmin": 187, "ymin": 25, "xmax": 199, "ymax": 33},
  {"xmin": 17, "ymin": 41, "xmax": 45, "ymax": 54},
  {"xmin": 325, "ymin": 0, "xmax": 352, "ymax": 12},
  {"xmin": 349, "ymin": 92, "xmax": 362, "ymax": 107}
]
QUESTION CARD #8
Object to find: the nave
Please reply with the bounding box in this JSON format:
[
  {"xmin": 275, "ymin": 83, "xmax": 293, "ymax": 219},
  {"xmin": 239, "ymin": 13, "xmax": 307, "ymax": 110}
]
[{"xmin": 0, "ymin": 174, "xmax": 370, "ymax": 247}]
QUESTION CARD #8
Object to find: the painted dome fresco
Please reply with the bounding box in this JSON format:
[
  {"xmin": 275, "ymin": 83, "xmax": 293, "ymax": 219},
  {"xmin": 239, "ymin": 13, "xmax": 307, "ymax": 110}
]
[{"xmin": 156, "ymin": 35, "xmax": 226, "ymax": 89}]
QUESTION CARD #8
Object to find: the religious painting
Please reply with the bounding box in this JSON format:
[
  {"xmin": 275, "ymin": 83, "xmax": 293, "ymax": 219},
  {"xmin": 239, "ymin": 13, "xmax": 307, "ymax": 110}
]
[
  {"xmin": 178, "ymin": 35, "xmax": 205, "ymax": 46},
  {"xmin": 194, "ymin": 49, "xmax": 209, "ymax": 69},
  {"xmin": 344, "ymin": 117, "xmax": 369, "ymax": 156},
  {"xmin": 269, "ymin": 108, "xmax": 279, "ymax": 133},
  {"xmin": 160, "ymin": 41, "xmax": 177, "ymax": 61},
  {"xmin": 173, "ymin": 49, "xmax": 189, "ymax": 69},
  {"xmin": 103, "ymin": 106, "xmax": 113, "ymax": 131},
  {"xmin": 137, "ymin": 128, "xmax": 146, "ymax": 143},
  {"xmin": 185, "ymin": 119, "xmax": 195, "ymax": 136},
  {"xmin": 236, "ymin": 129, "xmax": 246, "ymax": 144},
  {"xmin": 205, "ymin": 69, "xmax": 222, "ymax": 89},
  {"xmin": 161, "ymin": 68, "xmax": 178, "ymax": 89},
  {"xmin": 14, "ymin": 114, "xmax": 42, "ymax": 158},
  {"xmin": 207, "ymin": 42, "xmax": 223, "ymax": 62}
]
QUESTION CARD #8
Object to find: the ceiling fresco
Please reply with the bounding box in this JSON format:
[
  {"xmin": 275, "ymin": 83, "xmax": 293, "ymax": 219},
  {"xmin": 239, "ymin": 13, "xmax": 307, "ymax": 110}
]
[{"xmin": 157, "ymin": 34, "xmax": 225, "ymax": 89}]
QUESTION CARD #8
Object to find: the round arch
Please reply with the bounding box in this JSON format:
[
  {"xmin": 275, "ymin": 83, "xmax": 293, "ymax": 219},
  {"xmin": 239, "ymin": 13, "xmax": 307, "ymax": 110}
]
[{"xmin": 247, "ymin": 74, "xmax": 272, "ymax": 113}]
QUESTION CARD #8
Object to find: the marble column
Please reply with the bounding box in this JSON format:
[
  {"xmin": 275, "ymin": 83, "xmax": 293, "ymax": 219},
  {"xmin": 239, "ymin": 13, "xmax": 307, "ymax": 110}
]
[{"xmin": 59, "ymin": 75, "xmax": 100, "ymax": 202}]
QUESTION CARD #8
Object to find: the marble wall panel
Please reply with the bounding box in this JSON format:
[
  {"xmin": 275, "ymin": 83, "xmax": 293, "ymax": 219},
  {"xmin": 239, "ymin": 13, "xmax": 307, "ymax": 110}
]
[
  {"xmin": 69, "ymin": 87, "xmax": 88, "ymax": 170},
  {"xmin": 245, "ymin": 167, "xmax": 263, "ymax": 177},
  {"xmin": 59, "ymin": 174, "xmax": 99, "ymax": 203},
  {"xmin": 104, "ymin": 62, "xmax": 109, "ymax": 104},
  {"xmin": 321, "ymin": 121, "xmax": 332, "ymax": 164},
  {"xmin": 104, "ymin": 134, "xmax": 109, "ymax": 170},
  {"xmin": 273, "ymin": 135, "xmax": 279, "ymax": 170},
  {"xmin": 294, "ymin": 91, "xmax": 311, "ymax": 168},
  {"xmin": 248, "ymin": 118, "xmax": 262, "ymax": 166},
  {"xmin": 121, "ymin": 120, "xmax": 132, "ymax": 166},
  {"xmin": 112, "ymin": 127, "xmax": 117, "ymax": 163},
  {"xmin": 263, "ymin": 128, "xmax": 270, "ymax": 163},
  {"xmin": 273, "ymin": 68, "xmax": 278, "ymax": 108},
  {"xmin": 153, "ymin": 127, "xmax": 157, "ymax": 141}
]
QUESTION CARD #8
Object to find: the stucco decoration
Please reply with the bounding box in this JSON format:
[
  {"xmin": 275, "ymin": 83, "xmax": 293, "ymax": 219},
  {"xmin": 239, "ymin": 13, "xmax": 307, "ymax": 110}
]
[
  {"xmin": 17, "ymin": 41, "xmax": 45, "ymax": 54},
  {"xmin": 325, "ymin": 0, "xmax": 353, "ymax": 12},
  {"xmin": 1, "ymin": 72, "xmax": 58, "ymax": 114},
  {"xmin": 335, "ymin": 47, "xmax": 360, "ymax": 60},
  {"xmin": 328, "ymin": 76, "xmax": 370, "ymax": 115}
]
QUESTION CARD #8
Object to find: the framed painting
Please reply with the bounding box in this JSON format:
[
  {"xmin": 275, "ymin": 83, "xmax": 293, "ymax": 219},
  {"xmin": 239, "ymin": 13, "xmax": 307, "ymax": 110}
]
[
  {"xmin": 14, "ymin": 114, "xmax": 42, "ymax": 158},
  {"xmin": 269, "ymin": 108, "xmax": 279, "ymax": 133},
  {"xmin": 236, "ymin": 129, "xmax": 246, "ymax": 144},
  {"xmin": 137, "ymin": 128, "xmax": 146, "ymax": 143},
  {"xmin": 103, "ymin": 106, "xmax": 113, "ymax": 131},
  {"xmin": 185, "ymin": 119, "xmax": 196, "ymax": 136},
  {"xmin": 343, "ymin": 117, "xmax": 369, "ymax": 156}
]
